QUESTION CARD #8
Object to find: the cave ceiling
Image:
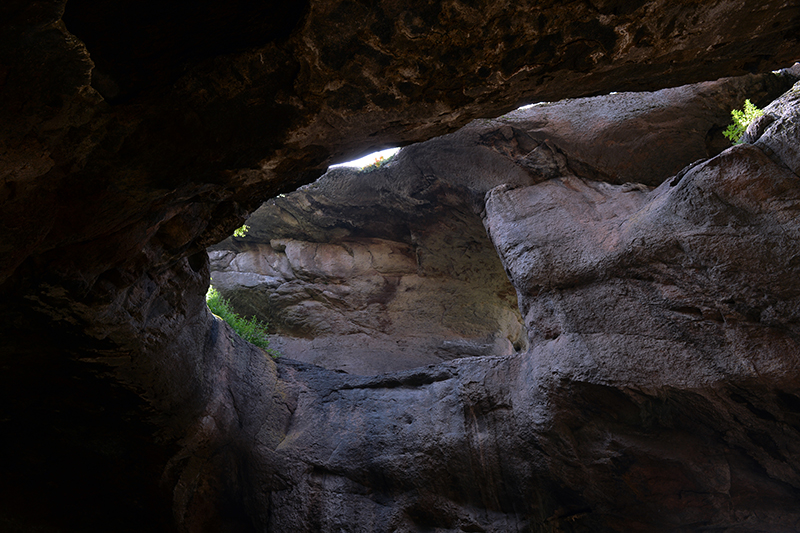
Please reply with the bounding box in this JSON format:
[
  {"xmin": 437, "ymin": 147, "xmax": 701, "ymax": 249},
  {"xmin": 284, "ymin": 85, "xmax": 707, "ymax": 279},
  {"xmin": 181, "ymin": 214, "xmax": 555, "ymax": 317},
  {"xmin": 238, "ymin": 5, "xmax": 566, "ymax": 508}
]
[{"xmin": 3, "ymin": 0, "xmax": 800, "ymax": 292}]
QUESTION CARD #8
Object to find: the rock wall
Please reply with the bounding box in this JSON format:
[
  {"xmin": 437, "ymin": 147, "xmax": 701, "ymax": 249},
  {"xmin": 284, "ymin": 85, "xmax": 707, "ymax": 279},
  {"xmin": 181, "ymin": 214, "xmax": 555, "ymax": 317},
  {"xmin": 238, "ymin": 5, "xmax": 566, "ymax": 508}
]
[
  {"xmin": 208, "ymin": 166, "xmax": 529, "ymax": 374},
  {"xmin": 232, "ymin": 73, "xmax": 800, "ymax": 533},
  {"xmin": 4, "ymin": 0, "xmax": 800, "ymax": 293},
  {"xmin": 2, "ymin": 0, "xmax": 800, "ymax": 530},
  {"xmin": 210, "ymin": 69, "xmax": 796, "ymax": 375}
]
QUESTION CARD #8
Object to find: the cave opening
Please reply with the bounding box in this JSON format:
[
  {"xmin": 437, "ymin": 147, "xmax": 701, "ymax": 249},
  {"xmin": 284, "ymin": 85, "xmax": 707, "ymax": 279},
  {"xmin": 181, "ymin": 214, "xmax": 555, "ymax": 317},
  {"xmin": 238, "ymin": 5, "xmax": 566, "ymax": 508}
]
[
  {"xmin": 201, "ymin": 64, "xmax": 800, "ymax": 378},
  {"xmin": 206, "ymin": 139, "xmax": 528, "ymax": 375},
  {"xmin": 329, "ymin": 147, "xmax": 402, "ymax": 170}
]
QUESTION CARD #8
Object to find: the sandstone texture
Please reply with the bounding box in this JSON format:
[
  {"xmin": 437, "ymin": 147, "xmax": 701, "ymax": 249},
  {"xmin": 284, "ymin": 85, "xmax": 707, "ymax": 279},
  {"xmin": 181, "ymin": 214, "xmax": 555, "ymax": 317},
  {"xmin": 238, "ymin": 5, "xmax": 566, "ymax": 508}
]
[
  {"xmin": 198, "ymin": 72, "xmax": 800, "ymax": 532},
  {"xmin": 2, "ymin": 0, "xmax": 800, "ymax": 531},
  {"xmin": 209, "ymin": 69, "xmax": 797, "ymax": 376}
]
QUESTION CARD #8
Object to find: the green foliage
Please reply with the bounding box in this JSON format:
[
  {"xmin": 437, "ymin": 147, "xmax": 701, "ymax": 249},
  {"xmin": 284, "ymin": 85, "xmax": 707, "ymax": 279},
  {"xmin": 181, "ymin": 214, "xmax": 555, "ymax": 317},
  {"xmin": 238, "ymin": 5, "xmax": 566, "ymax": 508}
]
[
  {"xmin": 206, "ymin": 286, "xmax": 278, "ymax": 355},
  {"xmin": 723, "ymin": 99, "xmax": 764, "ymax": 145},
  {"xmin": 360, "ymin": 152, "xmax": 395, "ymax": 172},
  {"xmin": 233, "ymin": 224, "xmax": 249, "ymax": 238}
]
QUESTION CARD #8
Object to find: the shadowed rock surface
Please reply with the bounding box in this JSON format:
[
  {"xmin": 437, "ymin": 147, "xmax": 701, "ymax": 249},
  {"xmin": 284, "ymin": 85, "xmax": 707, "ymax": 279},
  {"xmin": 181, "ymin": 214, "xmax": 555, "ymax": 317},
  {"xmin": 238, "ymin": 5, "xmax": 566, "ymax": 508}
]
[{"xmin": 2, "ymin": 0, "xmax": 800, "ymax": 531}]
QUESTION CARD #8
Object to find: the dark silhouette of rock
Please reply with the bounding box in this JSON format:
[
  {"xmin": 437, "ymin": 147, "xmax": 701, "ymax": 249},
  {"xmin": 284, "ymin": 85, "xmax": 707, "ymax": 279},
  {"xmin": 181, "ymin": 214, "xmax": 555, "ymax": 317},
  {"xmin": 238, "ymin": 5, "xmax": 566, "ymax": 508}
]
[{"xmin": 2, "ymin": 0, "xmax": 800, "ymax": 529}]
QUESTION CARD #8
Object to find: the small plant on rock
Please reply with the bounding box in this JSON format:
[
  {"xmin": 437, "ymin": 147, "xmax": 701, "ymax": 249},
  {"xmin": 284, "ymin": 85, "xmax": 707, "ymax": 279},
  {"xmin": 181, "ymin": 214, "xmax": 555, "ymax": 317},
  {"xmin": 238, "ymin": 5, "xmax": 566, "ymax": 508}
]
[
  {"xmin": 233, "ymin": 224, "xmax": 249, "ymax": 238},
  {"xmin": 206, "ymin": 286, "xmax": 278, "ymax": 356},
  {"xmin": 723, "ymin": 99, "xmax": 764, "ymax": 145},
  {"xmin": 360, "ymin": 153, "xmax": 395, "ymax": 172}
]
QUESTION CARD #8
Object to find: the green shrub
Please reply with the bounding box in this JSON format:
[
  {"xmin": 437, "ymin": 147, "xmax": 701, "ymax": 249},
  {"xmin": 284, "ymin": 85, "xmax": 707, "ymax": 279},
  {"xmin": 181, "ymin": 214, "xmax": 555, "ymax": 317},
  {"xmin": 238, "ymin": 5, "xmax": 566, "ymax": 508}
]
[
  {"xmin": 723, "ymin": 99, "xmax": 764, "ymax": 145},
  {"xmin": 206, "ymin": 286, "xmax": 277, "ymax": 355},
  {"xmin": 233, "ymin": 224, "xmax": 249, "ymax": 238}
]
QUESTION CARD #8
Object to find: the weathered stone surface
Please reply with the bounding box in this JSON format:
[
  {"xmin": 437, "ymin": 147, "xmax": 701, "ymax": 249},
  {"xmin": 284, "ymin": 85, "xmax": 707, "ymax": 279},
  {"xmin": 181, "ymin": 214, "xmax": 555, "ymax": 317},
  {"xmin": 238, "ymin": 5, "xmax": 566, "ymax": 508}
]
[
  {"xmin": 2, "ymin": 0, "xmax": 800, "ymax": 530},
  {"xmin": 209, "ymin": 70, "xmax": 797, "ymax": 376},
  {"xmin": 485, "ymin": 147, "xmax": 800, "ymax": 388},
  {"xmin": 208, "ymin": 167, "xmax": 528, "ymax": 374},
  {"xmin": 240, "ymin": 77, "xmax": 800, "ymax": 532},
  {"xmin": 3, "ymin": 0, "xmax": 800, "ymax": 292},
  {"xmin": 490, "ymin": 73, "xmax": 796, "ymax": 186}
]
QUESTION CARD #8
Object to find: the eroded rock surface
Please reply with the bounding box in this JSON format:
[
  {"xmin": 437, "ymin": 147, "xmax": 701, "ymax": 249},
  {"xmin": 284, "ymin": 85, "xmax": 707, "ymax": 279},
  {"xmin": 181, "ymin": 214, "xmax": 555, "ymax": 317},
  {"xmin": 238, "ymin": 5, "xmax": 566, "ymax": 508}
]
[
  {"xmin": 209, "ymin": 70, "xmax": 796, "ymax": 375},
  {"xmin": 239, "ymin": 76, "xmax": 800, "ymax": 533},
  {"xmin": 4, "ymin": 0, "xmax": 800, "ymax": 294},
  {"xmin": 208, "ymin": 167, "xmax": 528, "ymax": 374},
  {"xmin": 2, "ymin": 0, "xmax": 800, "ymax": 530}
]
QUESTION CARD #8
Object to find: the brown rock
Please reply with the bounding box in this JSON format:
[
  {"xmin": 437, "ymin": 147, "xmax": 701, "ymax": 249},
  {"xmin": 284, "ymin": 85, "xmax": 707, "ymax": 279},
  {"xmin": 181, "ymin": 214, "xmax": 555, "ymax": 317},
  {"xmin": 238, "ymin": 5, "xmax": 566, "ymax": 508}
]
[{"xmin": 1, "ymin": 0, "xmax": 800, "ymax": 530}]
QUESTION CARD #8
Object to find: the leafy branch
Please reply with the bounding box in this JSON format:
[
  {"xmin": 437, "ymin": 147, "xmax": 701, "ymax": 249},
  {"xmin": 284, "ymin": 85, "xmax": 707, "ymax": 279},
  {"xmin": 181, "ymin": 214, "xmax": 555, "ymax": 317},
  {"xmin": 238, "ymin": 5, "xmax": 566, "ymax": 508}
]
[{"xmin": 723, "ymin": 99, "xmax": 764, "ymax": 145}]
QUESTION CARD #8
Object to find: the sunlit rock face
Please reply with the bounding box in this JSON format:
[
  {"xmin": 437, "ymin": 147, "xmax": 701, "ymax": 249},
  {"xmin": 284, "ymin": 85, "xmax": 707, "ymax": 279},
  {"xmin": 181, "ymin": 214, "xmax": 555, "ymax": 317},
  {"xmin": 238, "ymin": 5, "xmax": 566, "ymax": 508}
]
[
  {"xmin": 208, "ymin": 166, "xmax": 529, "ymax": 374},
  {"xmin": 224, "ymin": 75, "xmax": 800, "ymax": 533},
  {"xmin": 208, "ymin": 69, "xmax": 796, "ymax": 376},
  {"xmin": 2, "ymin": 0, "xmax": 800, "ymax": 530}
]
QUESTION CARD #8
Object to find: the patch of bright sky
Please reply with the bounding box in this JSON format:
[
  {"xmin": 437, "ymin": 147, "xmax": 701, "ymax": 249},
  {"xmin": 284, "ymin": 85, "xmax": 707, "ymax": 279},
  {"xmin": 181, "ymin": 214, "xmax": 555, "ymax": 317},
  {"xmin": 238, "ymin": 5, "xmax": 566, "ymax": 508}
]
[{"xmin": 330, "ymin": 147, "xmax": 401, "ymax": 168}]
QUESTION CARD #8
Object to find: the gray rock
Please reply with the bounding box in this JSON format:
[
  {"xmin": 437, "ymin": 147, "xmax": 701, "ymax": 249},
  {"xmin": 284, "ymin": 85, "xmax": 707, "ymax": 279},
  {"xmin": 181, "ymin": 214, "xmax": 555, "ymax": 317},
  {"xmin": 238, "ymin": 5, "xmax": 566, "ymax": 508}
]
[
  {"xmin": 211, "ymin": 71, "xmax": 797, "ymax": 377},
  {"xmin": 2, "ymin": 0, "xmax": 800, "ymax": 527},
  {"xmin": 239, "ymin": 76, "xmax": 800, "ymax": 533},
  {"xmin": 210, "ymin": 170, "xmax": 528, "ymax": 374}
]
